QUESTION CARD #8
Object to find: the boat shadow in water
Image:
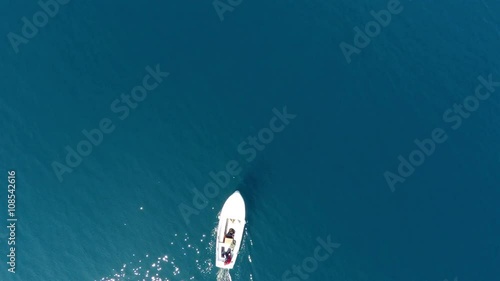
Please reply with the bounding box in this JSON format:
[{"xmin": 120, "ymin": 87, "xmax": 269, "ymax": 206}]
[
  {"xmin": 237, "ymin": 160, "xmax": 273, "ymax": 220},
  {"xmin": 237, "ymin": 173, "xmax": 260, "ymax": 214}
]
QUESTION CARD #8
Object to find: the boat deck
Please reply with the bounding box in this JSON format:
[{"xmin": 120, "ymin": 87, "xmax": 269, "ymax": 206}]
[{"xmin": 216, "ymin": 218, "xmax": 245, "ymax": 269}]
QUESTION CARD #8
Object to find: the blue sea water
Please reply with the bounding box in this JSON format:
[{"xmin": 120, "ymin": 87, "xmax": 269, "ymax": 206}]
[{"xmin": 1, "ymin": 0, "xmax": 500, "ymax": 280}]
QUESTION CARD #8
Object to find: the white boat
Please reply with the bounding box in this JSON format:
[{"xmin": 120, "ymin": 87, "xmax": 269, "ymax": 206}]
[{"xmin": 215, "ymin": 191, "xmax": 246, "ymax": 269}]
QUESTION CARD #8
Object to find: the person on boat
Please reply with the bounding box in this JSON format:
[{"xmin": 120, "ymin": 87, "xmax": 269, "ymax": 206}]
[
  {"xmin": 224, "ymin": 248, "xmax": 232, "ymax": 265},
  {"xmin": 221, "ymin": 247, "xmax": 231, "ymax": 257},
  {"xmin": 225, "ymin": 228, "xmax": 235, "ymax": 239}
]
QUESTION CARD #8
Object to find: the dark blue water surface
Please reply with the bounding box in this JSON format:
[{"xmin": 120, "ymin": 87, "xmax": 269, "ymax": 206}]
[{"xmin": 0, "ymin": 0, "xmax": 499, "ymax": 280}]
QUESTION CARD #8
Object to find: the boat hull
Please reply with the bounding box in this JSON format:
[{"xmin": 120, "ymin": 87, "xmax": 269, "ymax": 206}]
[{"xmin": 215, "ymin": 191, "xmax": 246, "ymax": 269}]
